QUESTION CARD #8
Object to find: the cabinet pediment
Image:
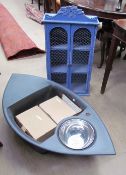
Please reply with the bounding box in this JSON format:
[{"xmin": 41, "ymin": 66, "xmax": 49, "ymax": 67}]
[{"xmin": 44, "ymin": 6, "xmax": 99, "ymax": 25}]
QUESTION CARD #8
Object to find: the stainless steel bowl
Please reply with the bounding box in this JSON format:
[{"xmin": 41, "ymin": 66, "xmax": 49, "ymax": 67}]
[{"xmin": 58, "ymin": 118, "xmax": 95, "ymax": 150}]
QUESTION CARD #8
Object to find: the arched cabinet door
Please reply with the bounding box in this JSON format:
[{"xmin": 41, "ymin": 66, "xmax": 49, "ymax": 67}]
[
  {"xmin": 73, "ymin": 28, "xmax": 91, "ymax": 47},
  {"xmin": 50, "ymin": 27, "xmax": 68, "ymax": 47},
  {"xmin": 47, "ymin": 26, "xmax": 70, "ymax": 88},
  {"xmin": 70, "ymin": 27, "xmax": 92, "ymax": 95}
]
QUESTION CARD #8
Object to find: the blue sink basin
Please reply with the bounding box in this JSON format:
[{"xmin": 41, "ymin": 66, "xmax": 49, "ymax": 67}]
[{"xmin": 2, "ymin": 74, "xmax": 115, "ymax": 155}]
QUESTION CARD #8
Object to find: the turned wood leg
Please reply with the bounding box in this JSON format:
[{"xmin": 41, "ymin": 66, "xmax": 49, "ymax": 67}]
[
  {"xmin": 106, "ymin": 39, "xmax": 111, "ymax": 58},
  {"xmin": 44, "ymin": 0, "xmax": 51, "ymax": 13},
  {"xmin": 60, "ymin": 0, "xmax": 66, "ymax": 6},
  {"xmin": 116, "ymin": 43, "xmax": 125, "ymax": 58},
  {"xmin": 38, "ymin": 0, "xmax": 41, "ymax": 10},
  {"xmin": 98, "ymin": 39, "xmax": 106, "ymax": 68},
  {"xmin": 51, "ymin": 0, "xmax": 56, "ymax": 12},
  {"xmin": 0, "ymin": 141, "xmax": 3, "ymax": 147},
  {"xmin": 101, "ymin": 36, "xmax": 119, "ymax": 94},
  {"xmin": 123, "ymin": 54, "xmax": 126, "ymax": 60},
  {"xmin": 98, "ymin": 31, "xmax": 111, "ymax": 68}
]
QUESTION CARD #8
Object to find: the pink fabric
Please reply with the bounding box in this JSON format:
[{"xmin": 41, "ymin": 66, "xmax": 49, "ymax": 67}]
[
  {"xmin": 25, "ymin": 3, "xmax": 43, "ymax": 24},
  {"xmin": 0, "ymin": 4, "xmax": 45, "ymax": 60}
]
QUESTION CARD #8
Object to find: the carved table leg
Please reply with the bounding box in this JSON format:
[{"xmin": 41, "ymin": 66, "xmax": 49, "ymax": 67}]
[
  {"xmin": 97, "ymin": 31, "xmax": 112, "ymax": 68},
  {"xmin": 44, "ymin": 0, "xmax": 51, "ymax": 13},
  {"xmin": 38, "ymin": 0, "xmax": 41, "ymax": 10},
  {"xmin": 101, "ymin": 36, "xmax": 119, "ymax": 94},
  {"xmin": 123, "ymin": 54, "xmax": 126, "ymax": 60},
  {"xmin": 98, "ymin": 38, "xmax": 106, "ymax": 68},
  {"xmin": 51, "ymin": 0, "xmax": 56, "ymax": 12},
  {"xmin": 0, "ymin": 141, "xmax": 3, "ymax": 147}
]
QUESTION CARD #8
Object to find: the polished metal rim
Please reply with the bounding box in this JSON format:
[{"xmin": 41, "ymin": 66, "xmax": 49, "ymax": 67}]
[{"xmin": 58, "ymin": 118, "xmax": 95, "ymax": 150}]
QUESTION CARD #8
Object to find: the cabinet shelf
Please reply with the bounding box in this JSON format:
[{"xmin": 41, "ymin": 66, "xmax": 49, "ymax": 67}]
[
  {"xmin": 51, "ymin": 45, "xmax": 90, "ymax": 51},
  {"xmin": 71, "ymin": 64, "xmax": 88, "ymax": 73},
  {"xmin": 51, "ymin": 65, "xmax": 67, "ymax": 73},
  {"xmin": 51, "ymin": 64, "xmax": 88, "ymax": 73},
  {"xmin": 51, "ymin": 44, "xmax": 68, "ymax": 50},
  {"xmin": 73, "ymin": 45, "xmax": 90, "ymax": 51},
  {"xmin": 71, "ymin": 83, "xmax": 87, "ymax": 94},
  {"xmin": 71, "ymin": 73, "xmax": 87, "ymax": 94}
]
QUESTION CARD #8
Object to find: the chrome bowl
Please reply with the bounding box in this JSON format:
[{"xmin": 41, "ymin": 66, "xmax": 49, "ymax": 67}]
[{"xmin": 58, "ymin": 118, "xmax": 95, "ymax": 150}]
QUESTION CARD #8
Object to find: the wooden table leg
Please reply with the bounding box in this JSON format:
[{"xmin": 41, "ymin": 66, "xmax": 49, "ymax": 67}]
[
  {"xmin": 51, "ymin": 0, "xmax": 56, "ymax": 12},
  {"xmin": 97, "ymin": 24, "xmax": 113, "ymax": 68},
  {"xmin": 44, "ymin": 0, "xmax": 51, "ymax": 13},
  {"xmin": 38, "ymin": 0, "xmax": 41, "ymax": 10},
  {"xmin": 0, "ymin": 141, "xmax": 3, "ymax": 147},
  {"xmin": 101, "ymin": 36, "xmax": 119, "ymax": 94},
  {"xmin": 98, "ymin": 36, "xmax": 106, "ymax": 68},
  {"xmin": 123, "ymin": 54, "xmax": 126, "ymax": 60}
]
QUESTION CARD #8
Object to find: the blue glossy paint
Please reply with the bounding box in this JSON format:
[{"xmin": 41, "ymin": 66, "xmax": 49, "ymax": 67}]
[
  {"xmin": 43, "ymin": 6, "xmax": 99, "ymax": 95},
  {"xmin": 2, "ymin": 74, "xmax": 115, "ymax": 155}
]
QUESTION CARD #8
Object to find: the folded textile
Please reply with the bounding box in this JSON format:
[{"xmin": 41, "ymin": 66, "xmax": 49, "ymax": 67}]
[
  {"xmin": 0, "ymin": 4, "xmax": 45, "ymax": 60},
  {"xmin": 25, "ymin": 3, "xmax": 43, "ymax": 24}
]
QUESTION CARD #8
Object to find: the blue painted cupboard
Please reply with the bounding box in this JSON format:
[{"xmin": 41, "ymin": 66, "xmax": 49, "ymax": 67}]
[{"xmin": 43, "ymin": 6, "xmax": 99, "ymax": 95}]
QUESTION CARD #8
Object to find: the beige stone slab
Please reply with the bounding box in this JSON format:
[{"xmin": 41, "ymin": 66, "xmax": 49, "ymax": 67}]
[
  {"xmin": 39, "ymin": 96, "xmax": 78, "ymax": 124},
  {"xmin": 16, "ymin": 106, "xmax": 56, "ymax": 141}
]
